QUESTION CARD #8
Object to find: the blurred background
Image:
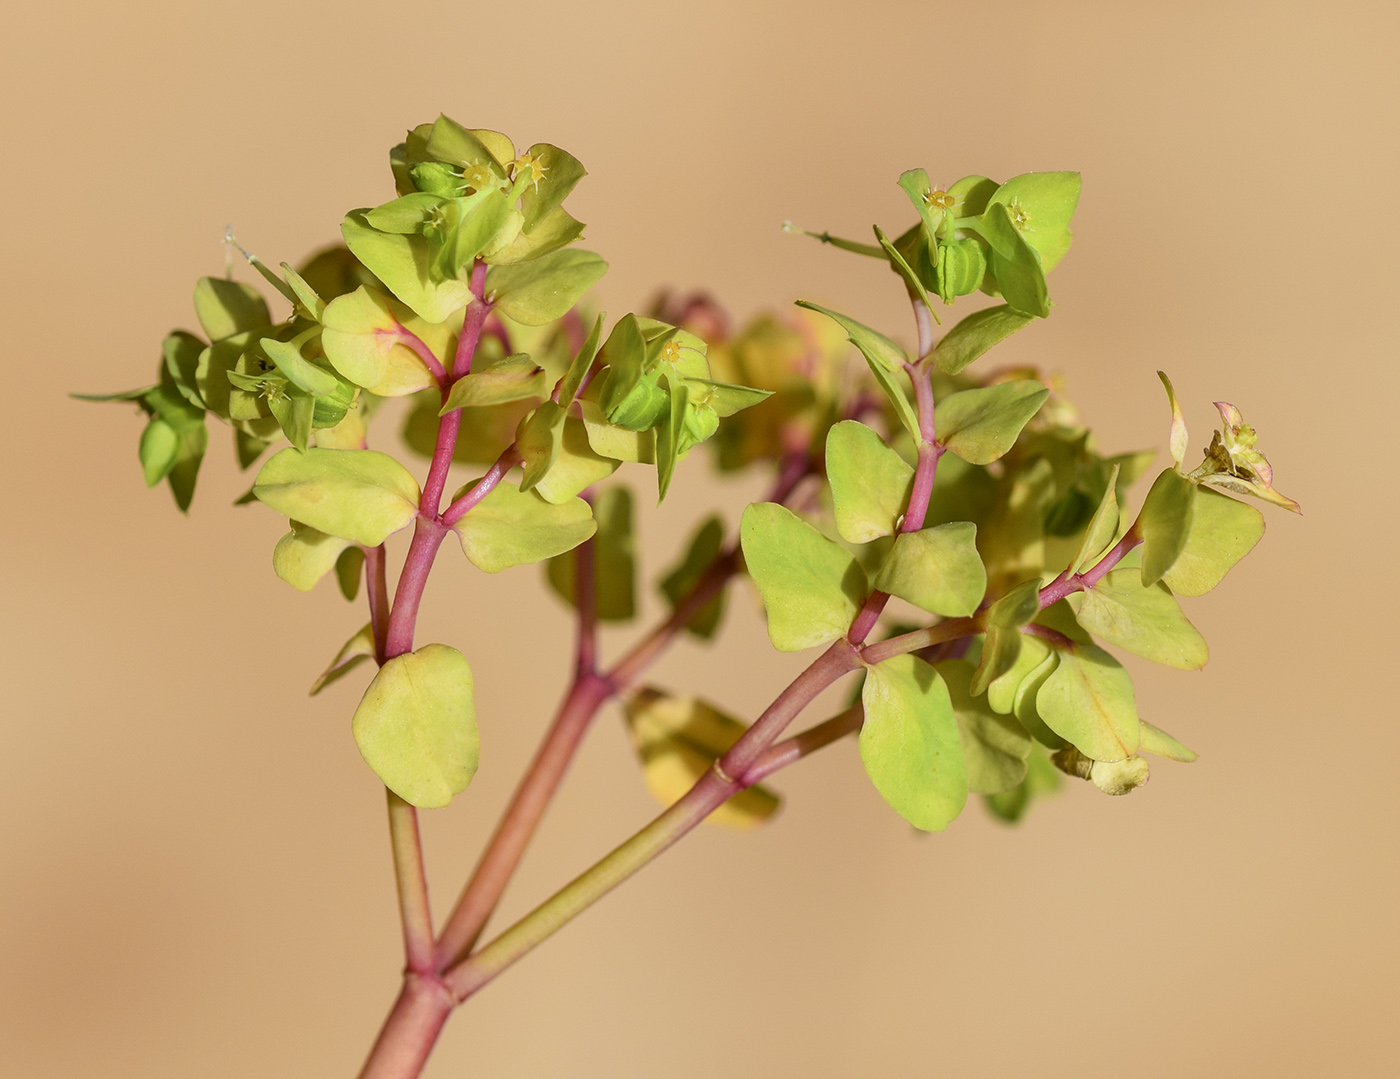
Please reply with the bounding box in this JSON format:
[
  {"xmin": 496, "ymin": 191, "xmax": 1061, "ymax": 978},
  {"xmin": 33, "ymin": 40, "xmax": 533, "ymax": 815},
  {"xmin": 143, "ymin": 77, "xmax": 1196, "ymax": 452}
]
[{"xmin": 2, "ymin": 1, "xmax": 1396, "ymax": 1076}]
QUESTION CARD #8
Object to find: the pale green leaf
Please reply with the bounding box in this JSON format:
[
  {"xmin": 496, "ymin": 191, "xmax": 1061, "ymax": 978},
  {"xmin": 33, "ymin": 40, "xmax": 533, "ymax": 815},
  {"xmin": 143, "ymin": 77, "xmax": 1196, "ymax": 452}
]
[
  {"xmin": 873, "ymin": 522, "xmax": 986, "ymax": 617},
  {"xmin": 309, "ymin": 623, "xmax": 376, "ymax": 696},
  {"xmin": 974, "ymin": 202, "xmax": 1049, "ymax": 317},
  {"xmin": 488, "ymin": 205, "xmax": 587, "ymax": 265},
  {"xmin": 1070, "ymin": 568, "xmax": 1209, "ymax": 670},
  {"xmin": 874, "ymin": 224, "xmax": 937, "ymax": 323},
  {"xmin": 935, "ymin": 380, "xmax": 1049, "ymax": 465},
  {"xmin": 335, "ymin": 546, "xmax": 364, "ymax": 601},
  {"xmin": 253, "ymin": 447, "xmax": 421, "ymax": 546},
  {"xmin": 1013, "ymin": 648, "xmax": 1066, "ymax": 749},
  {"xmin": 519, "ymin": 143, "xmax": 587, "ymax": 232},
  {"xmin": 971, "ymin": 578, "xmax": 1041, "ymax": 695},
  {"xmin": 986, "ymin": 632, "xmax": 1050, "ymax": 715},
  {"xmin": 342, "ymin": 210, "xmax": 472, "ymax": 324},
  {"xmin": 930, "ymin": 304, "xmax": 1035, "ymax": 376},
  {"xmin": 1138, "ymin": 467, "xmax": 1197, "ymax": 586},
  {"xmin": 273, "ymin": 521, "xmax": 352, "ymax": 592},
  {"xmin": 741, "ymin": 502, "xmax": 867, "ymax": 652},
  {"xmin": 623, "ymin": 687, "xmax": 780, "ymax": 829},
  {"xmin": 794, "ymin": 300, "xmax": 907, "ymax": 373},
  {"xmin": 192, "ymin": 276, "xmax": 270, "ymax": 342},
  {"xmin": 486, "ymin": 248, "xmax": 607, "ymax": 326},
  {"xmin": 320, "ymin": 285, "xmax": 403, "ymax": 388},
  {"xmin": 139, "ymin": 418, "xmax": 180, "ymax": 487},
  {"xmin": 987, "ymin": 172, "xmax": 1081, "ymax": 271},
  {"xmin": 1037, "ymin": 643, "xmax": 1141, "ymax": 761},
  {"xmin": 984, "ymin": 744, "xmax": 1062, "ymax": 823},
  {"xmin": 1067, "ymin": 463, "xmax": 1121, "ymax": 576},
  {"xmin": 440, "ymin": 354, "xmax": 546, "ymax": 412},
  {"xmin": 860, "ymin": 654, "xmax": 967, "ymax": 831},
  {"xmin": 451, "ymin": 480, "xmax": 594, "ymax": 573},
  {"xmin": 940, "ymin": 659, "xmax": 1032, "ymax": 794},
  {"xmin": 534, "ymin": 417, "xmax": 620, "ymax": 504},
  {"xmin": 1138, "ymin": 719, "xmax": 1198, "ymax": 763},
  {"xmin": 1162, "ymin": 488, "xmax": 1264, "ymax": 597},
  {"xmin": 352, "ymin": 644, "xmax": 478, "ymax": 808},
  {"xmin": 826, "ymin": 420, "xmax": 914, "ymax": 544}
]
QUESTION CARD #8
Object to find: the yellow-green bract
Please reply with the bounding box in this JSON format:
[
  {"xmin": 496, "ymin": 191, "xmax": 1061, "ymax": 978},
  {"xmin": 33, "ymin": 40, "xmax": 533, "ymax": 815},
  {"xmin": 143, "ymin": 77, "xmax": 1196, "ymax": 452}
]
[
  {"xmin": 859, "ymin": 654, "xmax": 967, "ymax": 831},
  {"xmin": 352, "ymin": 644, "xmax": 479, "ymax": 809},
  {"xmin": 253, "ymin": 448, "xmax": 421, "ymax": 547}
]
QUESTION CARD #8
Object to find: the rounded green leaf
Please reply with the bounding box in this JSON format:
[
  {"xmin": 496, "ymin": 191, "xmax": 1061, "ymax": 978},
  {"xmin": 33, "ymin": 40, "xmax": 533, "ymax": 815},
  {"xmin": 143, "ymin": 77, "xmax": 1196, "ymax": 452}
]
[
  {"xmin": 273, "ymin": 522, "xmax": 352, "ymax": 592},
  {"xmin": 935, "ymin": 380, "xmax": 1049, "ymax": 465},
  {"xmin": 352, "ymin": 644, "xmax": 478, "ymax": 809},
  {"xmin": 1036, "ymin": 643, "xmax": 1141, "ymax": 762},
  {"xmin": 139, "ymin": 417, "xmax": 180, "ymax": 487},
  {"xmin": 451, "ymin": 480, "xmax": 595, "ymax": 573},
  {"xmin": 253, "ymin": 447, "xmax": 421, "ymax": 546},
  {"xmin": 794, "ymin": 301, "xmax": 907, "ymax": 373},
  {"xmin": 940, "ymin": 659, "xmax": 1032, "ymax": 794},
  {"xmin": 1013, "ymin": 648, "xmax": 1066, "ymax": 749},
  {"xmin": 335, "ymin": 545, "xmax": 365, "ymax": 601},
  {"xmin": 1139, "ymin": 719, "xmax": 1197, "ymax": 763},
  {"xmin": 310, "ymin": 623, "xmax": 375, "ymax": 696},
  {"xmin": 623, "ymin": 688, "xmax": 780, "ymax": 829},
  {"xmin": 320, "ymin": 286, "xmax": 400, "ymax": 388},
  {"xmin": 987, "ymin": 172, "xmax": 1081, "ymax": 271},
  {"xmin": 535, "ymin": 418, "xmax": 621, "ymax": 505},
  {"xmin": 486, "ymin": 248, "xmax": 608, "ymax": 326},
  {"xmin": 826, "ymin": 420, "xmax": 914, "ymax": 544},
  {"xmin": 1070, "ymin": 568, "xmax": 1209, "ymax": 670},
  {"xmin": 519, "ymin": 143, "xmax": 587, "ymax": 233},
  {"xmin": 1067, "ymin": 464, "xmax": 1122, "ymax": 576},
  {"xmin": 970, "ymin": 578, "xmax": 1041, "ymax": 695},
  {"xmin": 440, "ymin": 354, "xmax": 546, "ymax": 413},
  {"xmin": 860, "ymin": 654, "xmax": 967, "ymax": 831},
  {"xmin": 741, "ymin": 502, "xmax": 868, "ymax": 652},
  {"xmin": 930, "ymin": 304, "xmax": 1035, "ymax": 376},
  {"xmin": 342, "ymin": 211, "xmax": 472, "ymax": 324},
  {"xmin": 873, "ymin": 522, "xmax": 986, "ymax": 617},
  {"xmin": 1162, "ymin": 488, "xmax": 1264, "ymax": 597},
  {"xmin": 974, "ymin": 203, "xmax": 1049, "ymax": 318},
  {"xmin": 984, "ymin": 744, "xmax": 1062, "ymax": 823},
  {"xmin": 192, "ymin": 276, "xmax": 270, "ymax": 342},
  {"xmin": 986, "ymin": 632, "xmax": 1051, "ymax": 715},
  {"xmin": 1138, "ymin": 467, "xmax": 1197, "ymax": 586}
]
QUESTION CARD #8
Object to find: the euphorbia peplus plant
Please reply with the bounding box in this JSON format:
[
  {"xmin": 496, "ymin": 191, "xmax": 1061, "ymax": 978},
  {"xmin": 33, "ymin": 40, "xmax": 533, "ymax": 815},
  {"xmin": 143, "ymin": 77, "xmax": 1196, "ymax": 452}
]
[{"xmin": 78, "ymin": 115, "xmax": 1298, "ymax": 1077}]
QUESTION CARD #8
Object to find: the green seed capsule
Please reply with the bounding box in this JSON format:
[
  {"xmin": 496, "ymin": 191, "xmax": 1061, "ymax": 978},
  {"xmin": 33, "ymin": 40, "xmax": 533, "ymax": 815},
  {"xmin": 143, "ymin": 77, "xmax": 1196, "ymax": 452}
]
[{"xmin": 936, "ymin": 237, "xmax": 988, "ymax": 303}]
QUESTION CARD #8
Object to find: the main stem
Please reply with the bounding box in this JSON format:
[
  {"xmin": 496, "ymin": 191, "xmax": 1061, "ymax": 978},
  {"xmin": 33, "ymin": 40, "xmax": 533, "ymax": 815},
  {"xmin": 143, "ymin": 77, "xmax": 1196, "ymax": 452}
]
[{"xmin": 357, "ymin": 264, "xmax": 491, "ymax": 1079}]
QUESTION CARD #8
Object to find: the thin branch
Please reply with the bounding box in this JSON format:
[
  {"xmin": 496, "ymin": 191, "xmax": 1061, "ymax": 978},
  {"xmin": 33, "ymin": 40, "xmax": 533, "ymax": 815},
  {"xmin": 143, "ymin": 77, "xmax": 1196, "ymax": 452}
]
[
  {"xmin": 386, "ymin": 791, "xmax": 436, "ymax": 975},
  {"xmin": 742, "ymin": 703, "xmax": 864, "ymax": 786},
  {"xmin": 442, "ymin": 640, "xmax": 863, "ymax": 1001}
]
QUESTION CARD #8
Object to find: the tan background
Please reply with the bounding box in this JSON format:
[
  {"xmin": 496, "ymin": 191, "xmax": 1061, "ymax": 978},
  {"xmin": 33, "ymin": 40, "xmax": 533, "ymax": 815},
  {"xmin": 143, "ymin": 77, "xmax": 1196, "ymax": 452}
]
[{"xmin": 2, "ymin": 1, "xmax": 1396, "ymax": 1075}]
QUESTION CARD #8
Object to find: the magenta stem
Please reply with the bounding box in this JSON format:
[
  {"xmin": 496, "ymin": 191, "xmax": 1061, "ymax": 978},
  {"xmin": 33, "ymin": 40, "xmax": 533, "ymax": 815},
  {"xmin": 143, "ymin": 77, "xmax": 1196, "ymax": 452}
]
[
  {"xmin": 1036, "ymin": 527, "xmax": 1143, "ymax": 608},
  {"xmin": 391, "ymin": 328, "xmax": 448, "ymax": 387},
  {"xmin": 439, "ymin": 445, "xmax": 520, "ymax": 528},
  {"xmin": 741, "ymin": 702, "xmax": 865, "ymax": 786}
]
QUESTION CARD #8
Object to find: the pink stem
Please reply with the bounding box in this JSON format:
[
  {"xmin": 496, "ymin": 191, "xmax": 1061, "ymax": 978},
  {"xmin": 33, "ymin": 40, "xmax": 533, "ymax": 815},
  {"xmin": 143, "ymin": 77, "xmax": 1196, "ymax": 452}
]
[{"xmin": 439, "ymin": 445, "xmax": 520, "ymax": 528}]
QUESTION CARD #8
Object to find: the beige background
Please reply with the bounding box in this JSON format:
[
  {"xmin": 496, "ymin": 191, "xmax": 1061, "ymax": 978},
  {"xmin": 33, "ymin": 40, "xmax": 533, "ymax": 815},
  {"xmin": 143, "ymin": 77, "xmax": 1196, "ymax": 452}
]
[{"xmin": 2, "ymin": 1, "xmax": 1396, "ymax": 1076}]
